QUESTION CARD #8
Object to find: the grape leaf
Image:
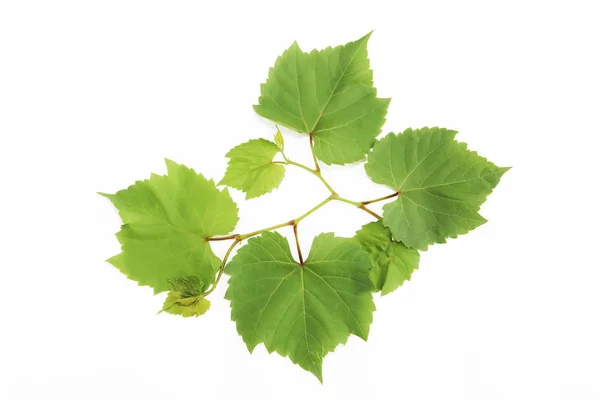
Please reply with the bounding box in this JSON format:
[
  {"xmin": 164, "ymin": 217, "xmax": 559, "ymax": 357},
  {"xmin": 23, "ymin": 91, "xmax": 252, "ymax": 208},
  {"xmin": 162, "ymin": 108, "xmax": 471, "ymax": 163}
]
[
  {"xmin": 219, "ymin": 139, "xmax": 285, "ymax": 199},
  {"xmin": 100, "ymin": 159, "xmax": 239, "ymax": 293},
  {"xmin": 225, "ymin": 231, "xmax": 375, "ymax": 382},
  {"xmin": 160, "ymin": 275, "xmax": 211, "ymax": 317},
  {"xmin": 354, "ymin": 221, "xmax": 420, "ymax": 295},
  {"xmin": 253, "ymin": 32, "xmax": 390, "ymax": 165},
  {"xmin": 162, "ymin": 294, "xmax": 210, "ymax": 317},
  {"xmin": 169, "ymin": 275, "xmax": 204, "ymax": 297},
  {"xmin": 365, "ymin": 127, "xmax": 509, "ymax": 250}
]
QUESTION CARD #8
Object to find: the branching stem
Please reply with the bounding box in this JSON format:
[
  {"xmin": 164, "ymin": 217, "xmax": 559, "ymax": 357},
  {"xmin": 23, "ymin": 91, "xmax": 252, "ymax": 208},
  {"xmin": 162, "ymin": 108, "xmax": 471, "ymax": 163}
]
[
  {"xmin": 278, "ymin": 158, "xmax": 337, "ymax": 196},
  {"xmin": 293, "ymin": 196, "xmax": 333, "ymax": 224},
  {"xmin": 202, "ymin": 238, "xmax": 241, "ymax": 296},
  {"xmin": 204, "ymin": 138, "xmax": 398, "ymax": 294},
  {"xmin": 238, "ymin": 220, "xmax": 295, "ymax": 241}
]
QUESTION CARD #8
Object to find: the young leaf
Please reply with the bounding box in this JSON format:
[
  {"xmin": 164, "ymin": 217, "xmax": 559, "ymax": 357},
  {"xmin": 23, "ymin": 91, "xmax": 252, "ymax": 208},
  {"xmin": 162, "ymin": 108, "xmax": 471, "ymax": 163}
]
[
  {"xmin": 101, "ymin": 159, "xmax": 239, "ymax": 293},
  {"xmin": 354, "ymin": 221, "xmax": 420, "ymax": 295},
  {"xmin": 162, "ymin": 294, "xmax": 210, "ymax": 317},
  {"xmin": 365, "ymin": 127, "xmax": 509, "ymax": 250},
  {"xmin": 253, "ymin": 32, "xmax": 390, "ymax": 165},
  {"xmin": 225, "ymin": 231, "xmax": 375, "ymax": 382},
  {"xmin": 219, "ymin": 139, "xmax": 285, "ymax": 199},
  {"xmin": 160, "ymin": 275, "xmax": 211, "ymax": 317},
  {"xmin": 274, "ymin": 127, "xmax": 284, "ymax": 150},
  {"xmin": 169, "ymin": 275, "xmax": 204, "ymax": 297}
]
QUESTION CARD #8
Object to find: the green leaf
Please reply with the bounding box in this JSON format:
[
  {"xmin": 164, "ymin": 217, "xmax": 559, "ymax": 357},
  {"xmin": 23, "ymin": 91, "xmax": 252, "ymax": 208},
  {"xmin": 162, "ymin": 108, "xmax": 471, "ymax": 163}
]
[
  {"xmin": 161, "ymin": 292, "xmax": 211, "ymax": 318},
  {"xmin": 225, "ymin": 231, "xmax": 375, "ymax": 382},
  {"xmin": 168, "ymin": 275, "xmax": 204, "ymax": 297},
  {"xmin": 101, "ymin": 159, "xmax": 239, "ymax": 293},
  {"xmin": 354, "ymin": 221, "xmax": 420, "ymax": 295},
  {"xmin": 160, "ymin": 275, "xmax": 211, "ymax": 317},
  {"xmin": 274, "ymin": 127, "xmax": 284, "ymax": 150},
  {"xmin": 219, "ymin": 139, "xmax": 285, "ymax": 199},
  {"xmin": 365, "ymin": 127, "xmax": 509, "ymax": 250},
  {"xmin": 253, "ymin": 32, "xmax": 390, "ymax": 165}
]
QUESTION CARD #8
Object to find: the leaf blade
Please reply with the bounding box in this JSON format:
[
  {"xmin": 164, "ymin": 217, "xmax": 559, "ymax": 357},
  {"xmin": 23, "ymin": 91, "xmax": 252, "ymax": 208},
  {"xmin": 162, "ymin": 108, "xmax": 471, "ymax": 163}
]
[
  {"xmin": 254, "ymin": 33, "xmax": 389, "ymax": 165},
  {"xmin": 220, "ymin": 139, "xmax": 285, "ymax": 199},
  {"xmin": 354, "ymin": 221, "xmax": 420, "ymax": 295},
  {"xmin": 102, "ymin": 160, "xmax": 239, "ymax": 293},
  {"xmin": 225, "ymin": 232, "xmax": 375, "ymax": 381},
  {"xmin": 160, "ymin": 275, "xmax": 211, "ymax": 317},
  {"xmin": 365, "ymin": 127, "xmax": 508, "ymax": 249}
]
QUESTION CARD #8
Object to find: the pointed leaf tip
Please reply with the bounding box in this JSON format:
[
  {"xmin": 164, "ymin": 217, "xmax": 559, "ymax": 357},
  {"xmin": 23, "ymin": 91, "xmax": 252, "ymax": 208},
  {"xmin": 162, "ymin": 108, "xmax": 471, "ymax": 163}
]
[
  {"xmin": 360, "ymin": 30, "xmax": 374, "ymax": 42},
  {"xmin": 366, "ymin": 127, "xmax": 506, "ymax": 249},
  {"xmin": 254, "ymin": 33, "xmax": 387, "ymax": 165}
]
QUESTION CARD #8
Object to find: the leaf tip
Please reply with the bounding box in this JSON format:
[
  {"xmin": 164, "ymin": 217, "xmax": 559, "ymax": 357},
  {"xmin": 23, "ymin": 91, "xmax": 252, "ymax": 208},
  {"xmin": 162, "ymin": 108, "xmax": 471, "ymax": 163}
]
[
  {"xmin": 163, "ymin": 158, "xmax": 179, "ymax": 171},
  {"xmin": 310, "ymin": 367, "xmax": 324, "ymax": 384}
]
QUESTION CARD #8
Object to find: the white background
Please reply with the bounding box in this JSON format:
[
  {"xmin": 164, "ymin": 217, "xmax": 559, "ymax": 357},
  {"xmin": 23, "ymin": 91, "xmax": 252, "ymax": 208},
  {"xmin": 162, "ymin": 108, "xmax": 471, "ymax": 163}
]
[{"xmin": 1, "ymin": 0, "xmax": 599, "ymax": 398}]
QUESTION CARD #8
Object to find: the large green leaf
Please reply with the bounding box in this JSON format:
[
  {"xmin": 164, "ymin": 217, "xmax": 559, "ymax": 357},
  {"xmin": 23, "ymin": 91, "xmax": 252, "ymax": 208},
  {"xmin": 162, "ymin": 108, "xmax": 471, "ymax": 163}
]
[
  {"xmin": 225, "ymin": 231, "xmax": 375, "ymax": 382},
  {"xmin": 354, "ymin": 221, "xmax": 420, "ymax": 295},
  {"xmin": 101, "ymin": 159, "xmax": 239, "ymax": 293},
  {"xmin": 253, "ymin": 32, "xmax": 390, "ymax": 165},
  {"xmin": 365, "ymin": 127, "xmax": 509, "ymax": 250},
  {"xmin": 219, "ymin": 138, "xmax": 285, "ymax": 199}
]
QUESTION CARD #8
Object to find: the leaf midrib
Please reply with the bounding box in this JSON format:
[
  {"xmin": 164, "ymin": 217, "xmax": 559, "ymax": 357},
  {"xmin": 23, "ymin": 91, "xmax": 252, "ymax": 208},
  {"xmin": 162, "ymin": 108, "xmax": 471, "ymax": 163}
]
[
  {"xmin": 402, "ymin": 170, "xmax": 502, "ymax": 192},
  {"xmin": 308, "ymin": 38, "xmax": 368, "ymax": 133}
]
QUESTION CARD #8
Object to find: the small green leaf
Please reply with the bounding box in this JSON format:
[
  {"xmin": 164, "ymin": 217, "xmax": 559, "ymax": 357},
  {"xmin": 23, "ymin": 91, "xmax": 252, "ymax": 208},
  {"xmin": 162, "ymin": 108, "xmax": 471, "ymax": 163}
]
[
  {"xmin": 254, "ymin": 32, "xmax": 389, "ymax": 165},
  {"xmin": 365, "ymin": 127, "xmax": 509, "ymax": 250},
  {"xmin": 161, "ymin": 275, "xmax": 210, "ymax": 317},
  {"xmin": 219, "ymin": 139, "xmax": 285, "ymax": 199},
  {"xmin": 274, "ymin": 127, "xmax": 284, "ymax": 150},
  {"xmin": 225, "ymin": 231, "xmax": 375, "ymax": 382},
  {"xmin": 354, "ymin": 221, "xmax": 420, "ymax": 295},
  {"xmin": 168, "ymin": 275, "xmax": 204, "ymax": 297},
  {"xmin": 101, "ymin": 159, "xmax": 239, "ymax": 293},
  {"xmin": 161, "ymin": 291, "xmax": 211, "ymax": 318}
]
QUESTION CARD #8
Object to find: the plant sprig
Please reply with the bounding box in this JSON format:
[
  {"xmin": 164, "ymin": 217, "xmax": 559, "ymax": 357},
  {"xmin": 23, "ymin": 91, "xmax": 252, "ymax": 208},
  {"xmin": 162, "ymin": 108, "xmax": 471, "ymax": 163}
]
[
  {"xmin": 205, "ymin": 140, "xmax": 386, "ymax": 297},
  {"xmin": 101, "ymin": 32, "xmax": 507, "ymax": 382}
]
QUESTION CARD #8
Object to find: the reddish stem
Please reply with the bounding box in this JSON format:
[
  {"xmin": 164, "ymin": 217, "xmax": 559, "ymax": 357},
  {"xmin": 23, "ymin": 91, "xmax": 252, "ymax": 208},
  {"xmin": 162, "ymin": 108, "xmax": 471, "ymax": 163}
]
[
  {"xmin": 361, "ymin": 191, "xmax": 401, "ymax": 205},
  {"xmin": 293, "ymin": 224, "xmax": 304, "ymax": 265}
]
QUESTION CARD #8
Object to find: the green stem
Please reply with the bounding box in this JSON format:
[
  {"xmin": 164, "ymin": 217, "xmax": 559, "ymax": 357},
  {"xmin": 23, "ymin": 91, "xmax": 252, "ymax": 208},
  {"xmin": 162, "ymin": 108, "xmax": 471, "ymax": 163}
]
[
  {"xmin": 279, "ymin": 159, "xmax": 337, "ymax": 196},
  {"xmin": 204, "ymin": 140, "xmax": 390, "ymax": 295},
  {"xmin": 336, "ymin": 197, "xmax": 362, "ymax": 207},
  {"xmin": 206, "ymin": 234, "xmax": 239, "ymax": 242},
  {"xmin": 293, "ymin": 196, "xmax": 333, "ymax": 224},
  {"xmin": 235, "ymin": 195, "xmax": 333, "ymax": 241},
  {"xmin": 336, "ymin": 197, "xmax": 382, "ymax": 219},
  {"xmin": 202, "ymin": 238, "xmax": 241, "ymax": 296},
  {"xmin": 203, "ymin": 196, "xmax": 334, "ymax": 295},
  {"xmin": 238, "ymin": 220, "xmax": 295, "ymax": 241},
  {"xmin": 309, "ymin": 134, "xmax": 320, "ymax": 173}
]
